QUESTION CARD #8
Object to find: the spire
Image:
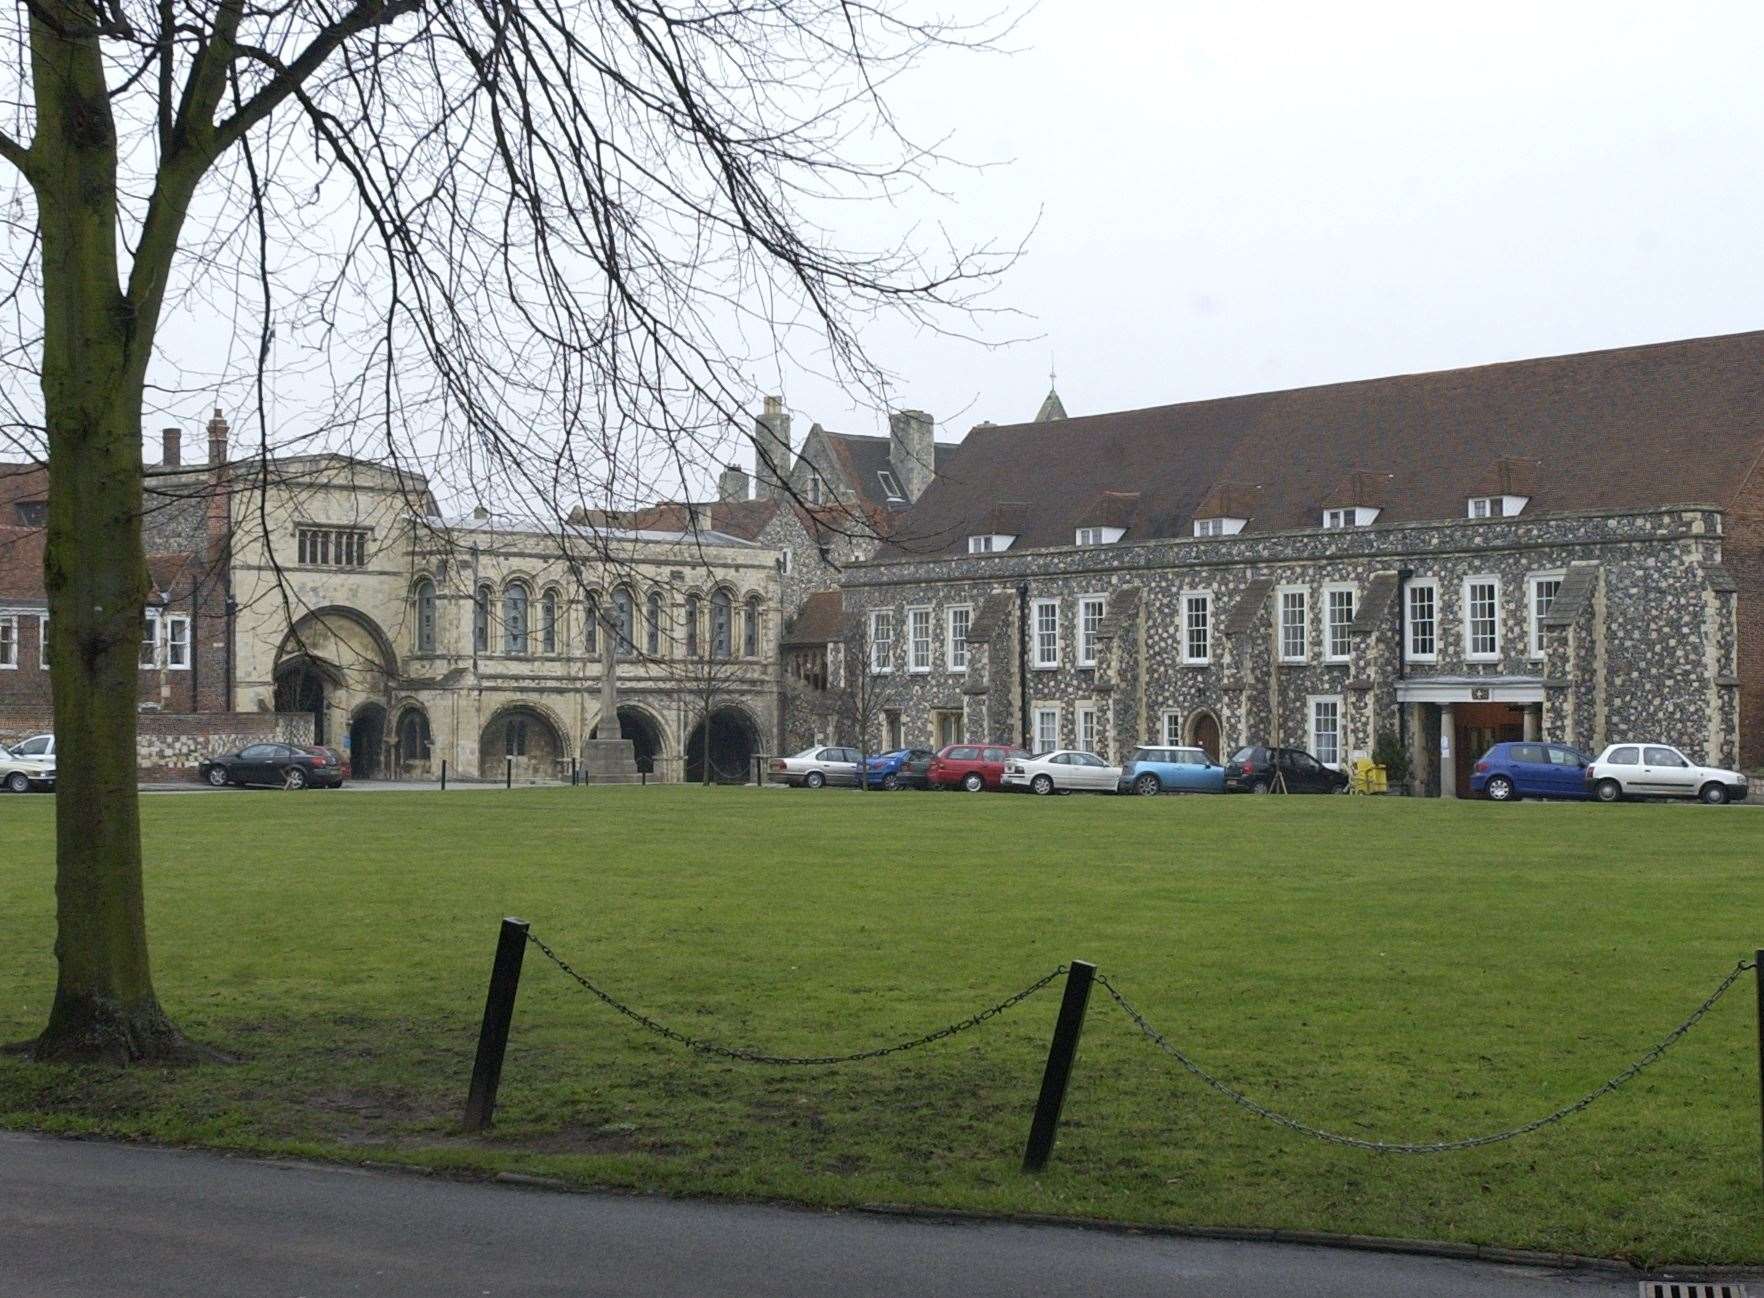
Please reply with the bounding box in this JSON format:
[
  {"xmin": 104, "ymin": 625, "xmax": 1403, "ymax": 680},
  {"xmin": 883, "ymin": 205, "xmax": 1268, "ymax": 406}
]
[{"xmin": 1033, "ymin": 378, "xmax": 1067, "ymax": 423}]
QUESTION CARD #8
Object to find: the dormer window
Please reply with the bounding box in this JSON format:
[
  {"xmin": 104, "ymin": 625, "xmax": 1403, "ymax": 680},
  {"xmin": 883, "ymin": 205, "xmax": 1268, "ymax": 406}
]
[
  {"xmin": 1192, "ymin": 517, "xmax": 1246, "ymax": 538},
  {"xmin": 968, "ymin": 534, "xmax": 1014, "ymax": 554},
  {"xmin": 1322, "ymin": 506, "xmax": 1378, "ymax": 529},
  {"xmin": 807, "ymin": 472, "xmax": 824, "ymax": 505},
  {"xmin": 1075, "ymin": 526, "xmax": 1125, "ymax": 546},
  {"xmin": 1468, "ymin": 494, "xmax": 1527, "ymax": 519},
  {"xmin": 877, "ymin": 469, "xmax": 904, "ymax": 502}
]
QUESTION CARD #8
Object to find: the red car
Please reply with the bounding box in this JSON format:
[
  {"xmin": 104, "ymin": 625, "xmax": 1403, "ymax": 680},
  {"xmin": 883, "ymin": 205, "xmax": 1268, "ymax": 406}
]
[{"xmin": 928, "ymin": 743, "xmax": 1031, "ymax": 792}]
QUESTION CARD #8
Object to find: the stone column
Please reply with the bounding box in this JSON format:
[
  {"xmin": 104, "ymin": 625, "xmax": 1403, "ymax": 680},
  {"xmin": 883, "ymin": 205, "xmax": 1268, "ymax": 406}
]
[
  {"xmin": 1522, "ymin": 704, "xmax": 1540, "ymax": 741},
  {"xmin": 1406, "ymin": 701, "xmax": 1430, "ymax": 796},
  {"xmin": 1438, "ymin": 703, "xmax": 1457, "ymax": 799}
]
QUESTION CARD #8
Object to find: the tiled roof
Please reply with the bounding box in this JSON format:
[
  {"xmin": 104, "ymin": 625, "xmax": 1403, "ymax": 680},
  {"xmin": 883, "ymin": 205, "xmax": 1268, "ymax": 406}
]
[
  {"xmin": 879, "ymin": 330, "xmax": 1764, "ymax": 557},
  {"xmin": 1349, "ymin": 572, "xmax": 1400, "ymax": 638},
  {"xmin": 1222, "ymin": 578, "xmax": 1274, "ymax": 636},
  {"xmin": 782, "ymin": 589, "xmax": 845, "ymax": 645},
  {"xmin": 1541, "ymin": 562, "xmax": 1600, "ymax": 626},
  {"xmin": 812, "ymin": 432, "xmax": 961, "ymax": 511}
]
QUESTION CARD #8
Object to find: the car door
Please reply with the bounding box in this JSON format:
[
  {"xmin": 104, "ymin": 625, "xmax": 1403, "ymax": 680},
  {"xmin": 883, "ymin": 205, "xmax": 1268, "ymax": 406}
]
[
  {"xmin": 1284, "ymin": 750, "xmax": 1320, "ymax": 792},
  {"xmin": 234, "ymin": 743, "xmax": 273, "ymax": 784},
  {"xmin": 1068, "ymin": 753, "xmax": 1104, "ymax": 790},
  {"xmin": 1544, "ymin": 745, "xmax": 1588, "ymax": 798},
  {"xmin": 1644, "ymin": 746, "xmax": 1698, "ymax": 796},
  {"xmin": 1505, "ymin": 743, "xmax": 1549, "ymax": 796}
]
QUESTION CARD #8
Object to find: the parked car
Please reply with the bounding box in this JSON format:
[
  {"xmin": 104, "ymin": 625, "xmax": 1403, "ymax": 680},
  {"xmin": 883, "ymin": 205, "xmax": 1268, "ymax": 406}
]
[
  {"xmin": 927, "ymin": 743, "xmax": 1032, "ymax": 792},
  {"xmin": 768, "ymin": 745, "xmax": 863, "ymax": 789},
  {"xmin": 1118, "ymin": 745, "xmax": 1225, "ymax": 796},
  {"xmin": 307, "ymin": 745, "xmax": 351, "ymax": 779},
  {"xmin": 1222, "ymin": 745, "xmax": 1349, "ymax": 794},
  {"xmin": 863, "ymin": 747, "xmax": 936, "ymax": 790},
  {"xmin": 1585, "ymin": 743, "xmax": 1749, "ymax": 805},
  {"xmin": 199, "ymin": 742, "xmax": 346, "ymax": 790},
  {"xmin": 1470, "ymin": 741, "xmax": 1593, "ymax": 801},
  {"xmin": 9, "ymin": 732, "xmax": 54, "ymax": 759},
  {"xmin": 1002, "ymin": 749, "xmax": 1123, "ymax": 795},
  {"xmin": 0, "ymin": 741, "xmax": 55, "ymax": 793}
]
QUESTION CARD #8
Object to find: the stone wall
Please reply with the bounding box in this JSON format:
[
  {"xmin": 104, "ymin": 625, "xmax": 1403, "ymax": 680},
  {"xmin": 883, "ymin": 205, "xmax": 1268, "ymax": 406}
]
[{"xmin": 0, "ymin": 709, "xmax": 313, "ymax": 780}]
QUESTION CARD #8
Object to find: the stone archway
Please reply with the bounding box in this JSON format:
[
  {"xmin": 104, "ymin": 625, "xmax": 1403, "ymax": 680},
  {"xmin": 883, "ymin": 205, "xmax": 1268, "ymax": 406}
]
[
  {"xmin": 349, "ymin": 703, "xmax": 388, "ymax": 780},
  {"xmin": 480, "ymin": 704, "xmax": 566, "ymax": 781},
  {"xmin": 273, "ymin": 607, "xmax": 398, "ymax": 748},
  {"xmin": 273, "ymin": 659, "xmax": 334, "ymax": 744},
  {"xmin": 685, "ymin": 705, "xmax": 761, "ymax": 785},
  {"xmin": 395, "ymin": 705, "xmax": 434, "ymax": 777},
  {"xmin": 1186, "ymin": 709, "xmax": 1222, "ymax": 763},
  {"xmin": 592, "ymin": 704, "xmax": 665, "ymax": 775}
]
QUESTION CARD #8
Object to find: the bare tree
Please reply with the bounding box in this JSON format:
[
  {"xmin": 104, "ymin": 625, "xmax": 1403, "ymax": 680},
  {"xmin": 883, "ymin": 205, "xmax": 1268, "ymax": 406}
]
[
  {"xmin": 836, "ymin": 607, "xmax": 907, "ymax": 790},
  {"xmin": 0, "ymin": 0, "xmax": 1018, "ymax": 1061}
]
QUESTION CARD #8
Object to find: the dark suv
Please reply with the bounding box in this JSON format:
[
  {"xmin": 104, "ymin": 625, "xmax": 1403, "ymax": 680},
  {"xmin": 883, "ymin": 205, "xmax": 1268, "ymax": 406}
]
[{"xmin": 1223, "ymin": 745, "xmax": 1349, "ymax": 794}]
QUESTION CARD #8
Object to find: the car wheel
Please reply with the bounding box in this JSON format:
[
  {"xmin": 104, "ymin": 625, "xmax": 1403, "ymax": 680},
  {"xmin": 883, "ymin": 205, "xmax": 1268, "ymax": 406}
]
[
  {"xmin": 1485, "ymin": 775, "xmax": 1514, "ymax": 802},
  {"xmin": 1699, "ymin": 782, "xmax": 1729, "ymax": 805},
  {"xmin": 206, "ymin": 766, "xmax": 230, "ymax": 787},
  {"xmin": 804, "ymin": 771, "xmax": 825, "ymax": 789},
  {"xmin": 1031, "ymin": 774, "xmax": 1054, "ymax": 796},
  {"xmin": 962, "ymin": 772, "xmax": 985, "ymax": 792},
  {"xmin": 1594, "ymin": 778, "xmax": 1622, "ymax": 803},
  {"xmin": 882, "ymin": 773, "xmax": 901, "ymax": 791},
  {"xmin": 284, "ymin": 767, "xmax": 309, "ymax": 790},
  {"xmin": 1133, "ymin": 773, "xmax": 1161, "ymax": 796},
  {"xmin": 5, "ymin": 772, "xmax": 29, "ymax": 794},
  {"xmin": 1250, "ymin": 780, "xmax": 1270, "ymax": 795}
]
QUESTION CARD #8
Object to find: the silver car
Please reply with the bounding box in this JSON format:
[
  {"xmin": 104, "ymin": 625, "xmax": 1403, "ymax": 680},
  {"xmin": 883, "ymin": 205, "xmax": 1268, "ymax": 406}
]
[
  {"xmin": 0, "ymin": 741, "xmax": 56, "ymax": 793},
  {"xmin": 767, "ymin": 745, "xmax": 863, "ymax": 789},
  {"xmin": 1002, "ymin": 749, "xmax": 1123, "ymax": 795},
  {"xmin": 1586, "ymin": 743, "xmax": 1748, "ymax": 804}
]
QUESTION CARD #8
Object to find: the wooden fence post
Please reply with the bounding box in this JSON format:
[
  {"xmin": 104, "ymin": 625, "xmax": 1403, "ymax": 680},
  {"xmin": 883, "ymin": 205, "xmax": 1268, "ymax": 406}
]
[
  {"xmin": 1023, "ymin": 960, "xmax": 1096, "ymax": 1172},
  {"xmin": 462, "ymin": 917, "xmax": 531, "ymax": 1131}
]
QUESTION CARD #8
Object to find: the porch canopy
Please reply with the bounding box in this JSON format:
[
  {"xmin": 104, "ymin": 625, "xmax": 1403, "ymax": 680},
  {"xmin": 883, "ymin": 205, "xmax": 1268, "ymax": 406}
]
[{"xmin": 1395, "ymin": 675, "xmax": 1545, "ymax": 704}]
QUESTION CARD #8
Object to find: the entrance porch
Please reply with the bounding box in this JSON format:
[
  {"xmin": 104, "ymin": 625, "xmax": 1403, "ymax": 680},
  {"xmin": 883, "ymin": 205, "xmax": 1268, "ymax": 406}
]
[{"xmin": 1396, "ymin": 678, "xmax": 1545, "ymax": 798}]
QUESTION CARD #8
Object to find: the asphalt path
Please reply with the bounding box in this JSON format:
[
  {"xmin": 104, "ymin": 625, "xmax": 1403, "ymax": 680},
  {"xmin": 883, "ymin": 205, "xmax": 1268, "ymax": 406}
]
[{"xmin": 2, "ymin": 1132, "xmax": 1727, "ymax": 1297}]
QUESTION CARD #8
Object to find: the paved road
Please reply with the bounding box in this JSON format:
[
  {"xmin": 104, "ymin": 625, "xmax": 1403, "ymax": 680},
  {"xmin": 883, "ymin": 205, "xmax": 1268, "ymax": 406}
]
[{"xmin": 2, "ymin": 1132, "xmax": 1717, "ymax": 1297}]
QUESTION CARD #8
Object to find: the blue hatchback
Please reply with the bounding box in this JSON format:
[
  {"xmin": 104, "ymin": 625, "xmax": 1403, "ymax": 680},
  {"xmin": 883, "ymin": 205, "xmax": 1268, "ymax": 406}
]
[
  {"xmin": 1118, "ymin": 745, "xmax": 1226, "ymax": 795},
  {"xmin": 1469, "ymin": 741, "xmax": 1593, "ymax": 801}
]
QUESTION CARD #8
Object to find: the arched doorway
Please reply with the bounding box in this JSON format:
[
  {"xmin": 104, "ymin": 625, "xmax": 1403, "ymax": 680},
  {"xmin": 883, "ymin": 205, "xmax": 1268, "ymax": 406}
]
[
  {"xmin": 591, "ymin": 705, "xmax": 664, "ymax": 775},
  {"xmin": 395, "ymin": 707, "xmax": 434, "ymax": 777},
  {"xmin": 479, "ymin": 705, "xmax": 565, "ymax": 780},
  {"xmin": 349, "ymin": 703, "xmax": 387, "ymax": 780},
  {"xmin": 1186, "ymin": 710, "xmax": 1222, "ymax": 763},
  {"xmin": 685, "ymin": 706, "xmax": 760, "ymax": 785},
  {"xmin": 274, "ymin": 660, "xmax": 333, "ymax": 745}
]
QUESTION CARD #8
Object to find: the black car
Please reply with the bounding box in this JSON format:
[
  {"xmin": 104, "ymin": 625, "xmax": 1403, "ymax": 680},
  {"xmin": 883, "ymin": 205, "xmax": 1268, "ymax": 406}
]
[
  {"xmin": 1222, "ymin": 745, "xmax": 1349, "ymax": 794},
  {"xmin": 200, "ymin": 743, "xmax": 346, "ymax": 790}
]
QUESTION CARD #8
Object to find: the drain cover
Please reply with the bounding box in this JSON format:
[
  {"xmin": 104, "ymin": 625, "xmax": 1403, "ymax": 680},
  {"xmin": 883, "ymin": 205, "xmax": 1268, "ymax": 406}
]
[{"xmin": 1640, "ymin": 1284, "xmax": 1749, "ymax": 1298}]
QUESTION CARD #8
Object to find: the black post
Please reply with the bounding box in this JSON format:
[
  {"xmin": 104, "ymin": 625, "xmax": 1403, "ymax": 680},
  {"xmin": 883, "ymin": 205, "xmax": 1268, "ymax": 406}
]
[
  {"xmin": 641, "ymin": 769, "xmax": 647, "ymax": 786},
  {"xmin": 1755, "ymin": 948, "xmax": 1763, "ymax": 1194},
  {"xmin": 505, "ymin": 756, "xmax": 513, "ymax": 789},
  {"xmin": 463, "ymin": 917, "xmax": 531, "ymax": 1131},
  {"xmin": 571, "ymin": 757, "xmax": 579, "ymax": 786},
  {"xmin": 440, "ymin": 759, "xmax": 447, "ymax": 791},
  {"xmin": 1023, "ymin": 960, "xmax": 1096, "ymax": 1172}
]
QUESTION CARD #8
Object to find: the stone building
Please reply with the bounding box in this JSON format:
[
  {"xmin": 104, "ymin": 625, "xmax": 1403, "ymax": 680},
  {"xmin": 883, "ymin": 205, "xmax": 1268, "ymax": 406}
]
[{"xmin": 839, "ymin": 332, "xmax": 1763, "ymax": 794}]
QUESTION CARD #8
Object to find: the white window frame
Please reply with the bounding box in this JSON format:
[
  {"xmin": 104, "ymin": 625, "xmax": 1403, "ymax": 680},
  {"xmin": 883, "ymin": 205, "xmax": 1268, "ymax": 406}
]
[
  {"xmin": 39, "ymin": 614, "xmax": 49, "ymax": 669},
  {"xmin": 1076, "ymin": 526, "xmax": 1102, "ymax": 546},
  {"xmin": 968, "ymin": 534, "xmax": 992, "ymax": 554},
  {"xmin": 1181, "ymin": 590, "xmax": 1212, "ymax": 664},
  {"xmin": 139, "ymin": 608, "xmax": 161, "ymax": 668},
  {"xmin": 1033, "ymin": 705, "xmax": 1060, "ymax": 753},
  {"xmin": 0, "ymin": 613, "xmax": 17, "ymax": 669},
  {"xmin": 1161, "ymin": 710, "xmax": 1182, "ymax": 747},
  {"xmin": 1322, "ymin": 508, "xmax": 1351, "ymax": 530},
  {"xmin": 164, "ymin": 614, "xmax": 190, "ymax": 670},
  {"xmin": 907, "ymin": 605, "xmax": 933, "ymax": 674},
  {"xmin": 1076, "ymin": 594, "xmax": 1106, "ymax": 667},
  {"xmin": 869, "ymin": 609, "xmax": 894, "ymax": 674},
  {"xmin": 946, "ymin": 604, "xmax": 972, "ymax": 672},
  {"xmin": 1032, "ymin": 598, "xmax": 1060, "ymax": 669},
  {"xmin": 1323, "ymin": 584, "xmax": 1356, "ymax": 663},
  {"xmin": 1076, "ymin": 701, "xmax": 1100, "ymax": 756},
  {"xmin": 1405, "ymin": 579, "xmax": 1438, "ymax": 662},
  {"xmin": 877, "ymin": 469, "xmax": 903, "ymax": 501},
  {"xmin": 1527, "ymin": 572, "xmax": 1563, "ymax": 660},
  {"xmin": 1309, "ymin": 694, "xmax": 1343, "ymax": 769},
  {"xmin": 1462, "ymin": 575, "xmax": 1501, "ymax": 661},
  {"xmin": 1194, "ymin": 517, "xmax": 1223, "ymax": 537},
  {"xmin": 1277, "ymin": 586, "xmax": 1307, "ymax": 663}
]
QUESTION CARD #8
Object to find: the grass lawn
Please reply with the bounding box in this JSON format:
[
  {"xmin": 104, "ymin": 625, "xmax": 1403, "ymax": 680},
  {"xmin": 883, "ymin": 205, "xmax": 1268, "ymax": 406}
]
[{"xmin": 1, "ymin": 785, "xmax": 1760, "ymax": 1264}]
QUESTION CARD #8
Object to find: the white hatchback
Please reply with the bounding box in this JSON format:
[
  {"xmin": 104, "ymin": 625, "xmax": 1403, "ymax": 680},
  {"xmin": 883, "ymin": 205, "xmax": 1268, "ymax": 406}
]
[
  {"xmin": 1586, "ymin": 743, "xmax": 1748, "ymax": 805},
  {"xmin": 1002, "ymin": 750, "xmax": 1123, "ymax": 795}
]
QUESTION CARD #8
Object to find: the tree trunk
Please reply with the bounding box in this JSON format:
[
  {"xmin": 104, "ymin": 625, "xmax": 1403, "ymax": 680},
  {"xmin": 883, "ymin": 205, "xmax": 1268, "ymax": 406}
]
[{"xmin": 27, "ymin": 3, "xmax": 192, "ymax": 1063}]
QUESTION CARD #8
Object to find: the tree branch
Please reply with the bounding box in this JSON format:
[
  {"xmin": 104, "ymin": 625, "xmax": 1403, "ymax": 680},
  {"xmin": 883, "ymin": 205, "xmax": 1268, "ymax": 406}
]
[{"xmin": 0, "ymin": 130, "xmax": 31, "ymax": 178}]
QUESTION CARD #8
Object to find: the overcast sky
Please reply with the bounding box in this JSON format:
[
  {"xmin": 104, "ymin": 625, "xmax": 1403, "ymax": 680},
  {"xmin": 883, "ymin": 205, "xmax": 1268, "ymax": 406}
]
[{"xmin": 771, "ymin": 0, "xmax": 1764, "ymax": 449}]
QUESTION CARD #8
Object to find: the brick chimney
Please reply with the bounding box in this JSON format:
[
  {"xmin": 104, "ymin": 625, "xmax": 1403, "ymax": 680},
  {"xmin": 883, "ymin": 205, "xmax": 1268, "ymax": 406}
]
[
  {"xmin": 752, "ymin": 395, "xmax": 792, "ymax": 499},
  {"xmin": 889, "ymin": 409, "xmax": 935, "ymax": 502},
  {"xmin": 160, "ymin": 427, "xmax": 181, "ymax": 467},
  {"xmin": 206, "ymin": 408, "xmax": 229, "ymax": 465},
  {"xmin": 716, "ymin": 463, "xmax": 749, "ymax": 501}
]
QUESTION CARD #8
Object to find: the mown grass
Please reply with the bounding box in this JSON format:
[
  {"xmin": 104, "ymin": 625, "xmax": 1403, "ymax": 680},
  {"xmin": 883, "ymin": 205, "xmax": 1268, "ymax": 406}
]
[{"xmin": 1, "ymin": 785, "xmax": 1760, "ymax": 1263}]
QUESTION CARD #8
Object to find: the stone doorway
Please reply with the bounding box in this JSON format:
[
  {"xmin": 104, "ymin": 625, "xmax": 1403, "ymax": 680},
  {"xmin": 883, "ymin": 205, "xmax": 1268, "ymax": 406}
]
[{"xmin": 348, "ymin": 703, "xmax": 387, "ymax": 779}]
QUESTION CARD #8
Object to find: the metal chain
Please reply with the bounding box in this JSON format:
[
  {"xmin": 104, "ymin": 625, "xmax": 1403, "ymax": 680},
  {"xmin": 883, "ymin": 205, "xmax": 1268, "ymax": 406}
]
[
  {"xmin": 526, "ymin": 932, "xmax": 1065, "ymax": 1066},
  {"xmin": 1096, "ymin": 959, "xmax": 1756, "ymax": 1155}
]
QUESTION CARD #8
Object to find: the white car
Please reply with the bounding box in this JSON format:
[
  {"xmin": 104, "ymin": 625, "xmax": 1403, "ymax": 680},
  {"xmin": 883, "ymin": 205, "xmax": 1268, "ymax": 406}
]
[
  {"xmin": 9, "ymin": 733, "xmax": 54, "ymax": 759},
  {"xmin": 767, "ymin": 745, "xmax": 863, "ymax": 789},
  {"xmin": 1586, "ymin": 743, "xmax": 1748, "ymax": 805},
  {"xmin": 1002, "ymin": 749, "xmax": 1123, "ymax": 795},
  {"xmin": 0, "ymin": 742, "xmax": 56, "ymax": 793}
]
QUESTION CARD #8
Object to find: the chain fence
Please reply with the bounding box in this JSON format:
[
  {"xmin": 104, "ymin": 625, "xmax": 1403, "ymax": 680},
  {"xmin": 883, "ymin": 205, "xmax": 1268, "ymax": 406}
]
[
  {"xmin": 525, "ymin": 931, "xmax": 1066, "ymax": 1066},
  {"xmin": 1096, "ymin": 959, "xmax": 1757, "ymax": 1154},
  {"xmin": 520, "ymin": 927, "xmax": 1755, "ymax": 1155}
]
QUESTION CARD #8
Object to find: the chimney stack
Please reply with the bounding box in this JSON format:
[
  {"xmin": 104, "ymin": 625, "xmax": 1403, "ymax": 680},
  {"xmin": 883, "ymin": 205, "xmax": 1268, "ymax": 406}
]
[
  {"xmin": 716, "ymin": 462, "xmax": 750, "ymax": 502},
  {"xmin": 889, "ymin": 409, "xmax": 936, "ymax": 503},
  {"xmin": 160, "ymin": 427, "xmax": 182, "ymax": 468},
  {"xmin": 206, "ymin": 408, "xmax": 229, "ymax": 465},
  {"xmin": 752, "ymin": 396, "xmax": 792, "ymax": 499}
]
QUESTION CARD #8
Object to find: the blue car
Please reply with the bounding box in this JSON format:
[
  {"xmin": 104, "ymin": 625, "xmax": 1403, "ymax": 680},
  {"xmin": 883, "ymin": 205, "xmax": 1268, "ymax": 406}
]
[
  {"xmin": 1117, "ymin": 745, "xmax": 1225, "ymax": 795},
  {"xmin": 1469, "ymin": 741, "xmax": 1593, "ymax": 801},
  {"xmin": 863, "ymin": 747, "xmax": 936, "ymax": 790}
]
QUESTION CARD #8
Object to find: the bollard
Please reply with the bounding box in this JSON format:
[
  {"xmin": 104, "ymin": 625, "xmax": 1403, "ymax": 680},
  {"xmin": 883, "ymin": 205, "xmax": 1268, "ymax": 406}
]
[
  {"xmin": 641, "ymin": 769, "xmax": 647, "ymax": 786},
  {"xmin": 506, "ymin": 756, "xmax": 513, "ymax": 789},
  {"xmin": 463, "ymin": 917, "xmax": 531, "ymax": 1131},
  {"xmin": 1022, "ymin": 960, "xmax": 1096, "ymax": 1172},
  {"xmin": 1756, "ymin": 949, "xmax": 1763, "ymax": 1193},
  {"xmin": 571, "ymin": 757, "xmax": 579, "ymax": 786},
  {"xmin": 440, "ymin": 759, "xmax": 447, "ymax": 792}
]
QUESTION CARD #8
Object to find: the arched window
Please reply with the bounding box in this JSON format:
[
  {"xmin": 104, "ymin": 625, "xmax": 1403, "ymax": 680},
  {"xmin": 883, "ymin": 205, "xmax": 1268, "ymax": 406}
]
[
  {"xmin": 613, "ymin": 587, "xmax": 635, "ymax": 657},
  {"xmin": 503, "ymin": 582, "xmax": 529, "ymax": 655},
  {"xmin": 505, "ymin": 716, "xmax": 528, "ymax": 757},
  {"xmin": 473, "ymin": 584, "xmax": 491, "ymax": 653},
  {"xmin": 646, "ymin": 591, "xmax": 663, "ymax": 656},
  {"xmin": 397, "ymin": 709, "xmax": 432, "ymax": 762},
  {"xmin": 541, "ymin": 589, "xmax": 559, "ymax": 654},
  {"xmin": 685, "ymin": 595, "xmax": 700, "ymax": 657},
  {"xmin": 584, "ymin": 593, "xmax": 600, "ymax": 656},
  {"xmin": 711, "ymin": 588, "xmax": 732, "ymax": 659},
  {"xmin": 744, "ymin": 595, "xmax": 760, "ymax": 657},
  {"xmin": 414, "ymin": 579, "xmax": 437, "ymax": 654}
]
